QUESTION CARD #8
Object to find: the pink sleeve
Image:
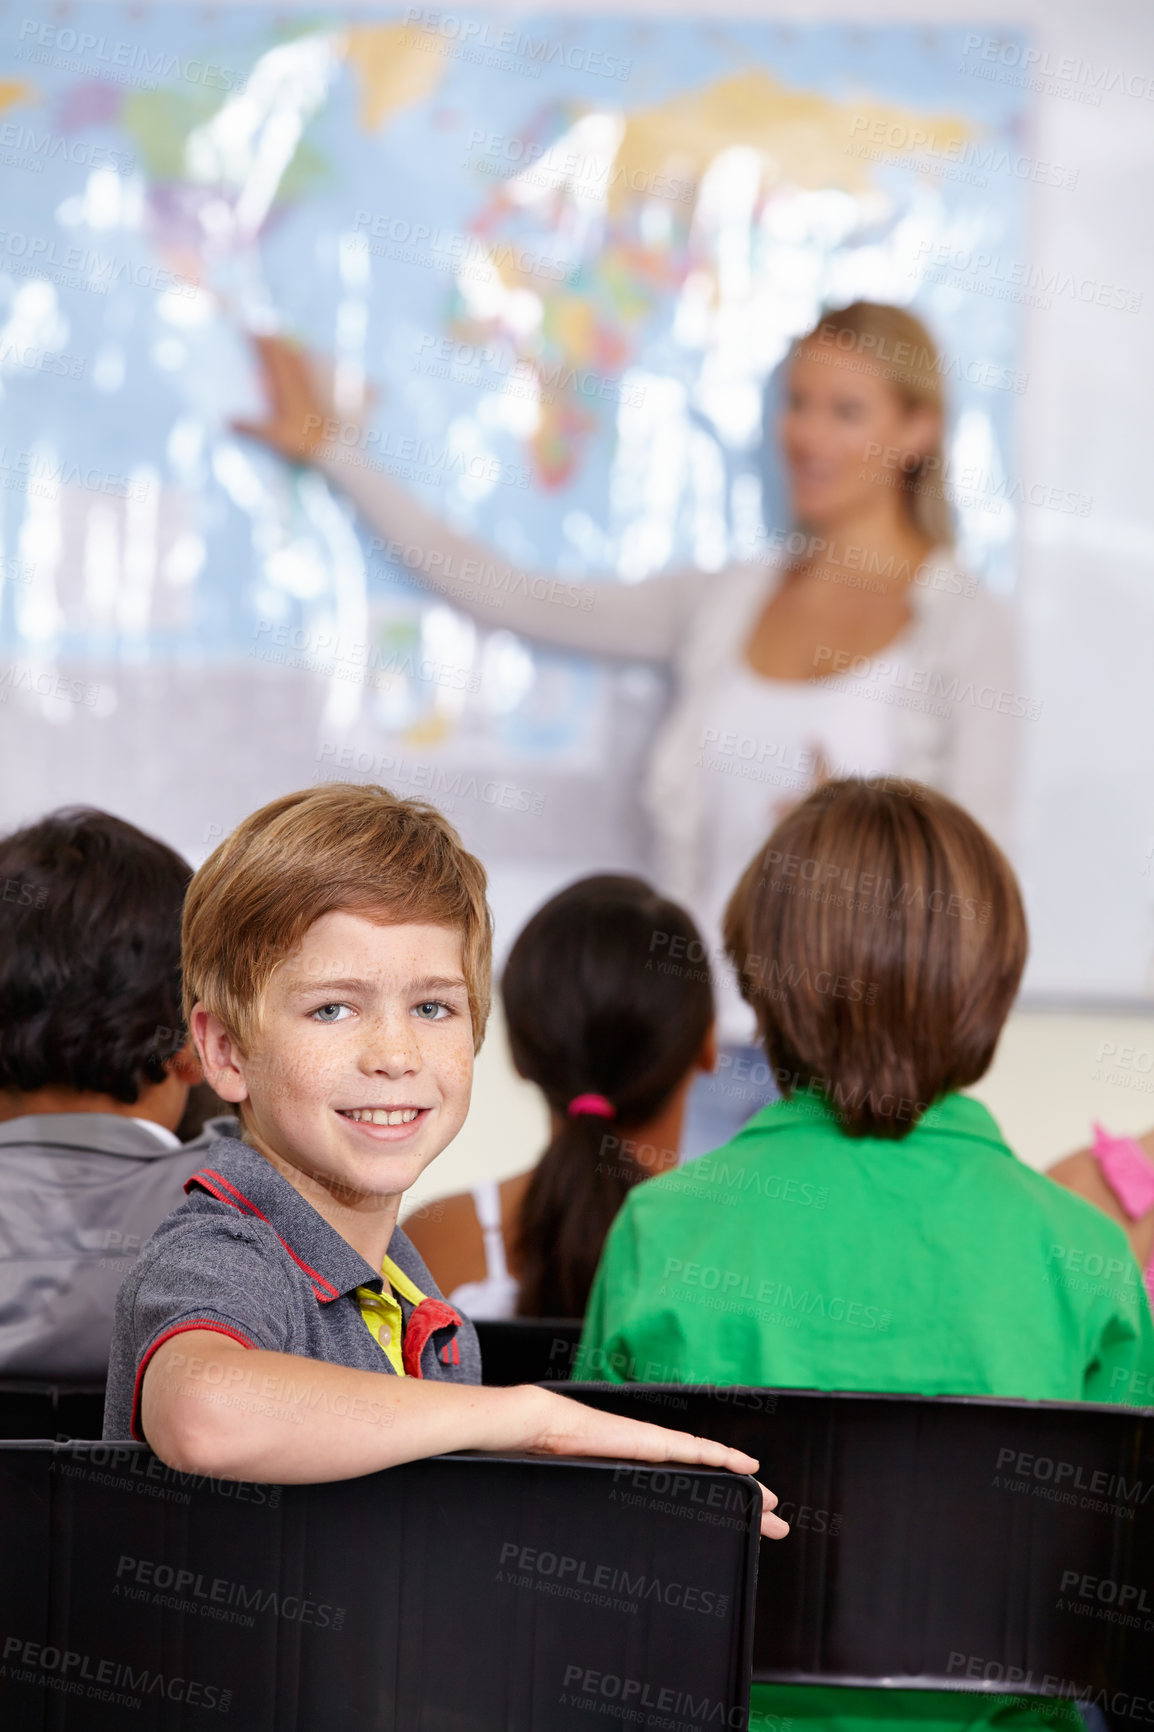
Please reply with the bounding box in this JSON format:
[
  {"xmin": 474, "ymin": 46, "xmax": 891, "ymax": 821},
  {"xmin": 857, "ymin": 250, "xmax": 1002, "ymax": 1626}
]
[
  {"xmin": 1090, "ymin": 1125, "xmax": 1154, "ymax": 1311},
  {"xmin": 1091, "ymin": 1123, "xmax": 1154, "ymax": 1220}
]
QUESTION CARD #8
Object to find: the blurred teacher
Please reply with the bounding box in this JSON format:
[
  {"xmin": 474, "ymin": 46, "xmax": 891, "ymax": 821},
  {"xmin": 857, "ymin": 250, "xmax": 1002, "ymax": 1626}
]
[{"xmin": 238, "ymin": 301, "xmax": 1019, "ymax": 1156}]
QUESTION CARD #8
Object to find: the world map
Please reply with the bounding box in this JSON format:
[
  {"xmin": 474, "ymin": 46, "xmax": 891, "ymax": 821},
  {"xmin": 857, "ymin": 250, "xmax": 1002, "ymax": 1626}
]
[{"xmin": 0, "ymin": 9, "xmax": 1026, "ymax": 753}]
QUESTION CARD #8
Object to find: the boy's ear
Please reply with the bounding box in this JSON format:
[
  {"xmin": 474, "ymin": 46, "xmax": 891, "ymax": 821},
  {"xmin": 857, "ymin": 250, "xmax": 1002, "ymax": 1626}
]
[
  {"xmin": 697, "ymin": 1023, "xmax": 719, "ymax": 1075},
  {"xmin": 190, "ymin": 1005, "xmax": 249, "ymax": 1106}
]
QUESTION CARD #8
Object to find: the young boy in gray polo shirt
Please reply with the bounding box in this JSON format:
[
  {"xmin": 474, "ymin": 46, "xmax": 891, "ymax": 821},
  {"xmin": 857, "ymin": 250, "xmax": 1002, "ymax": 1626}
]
[{"xmin": 104, "ymin": 782, "xmax": 787, "ymax": 1535}]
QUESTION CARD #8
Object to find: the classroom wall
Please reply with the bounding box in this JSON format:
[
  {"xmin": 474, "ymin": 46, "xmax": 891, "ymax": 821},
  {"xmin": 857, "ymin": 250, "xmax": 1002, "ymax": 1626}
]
[{"xmin": 401, "ymin": 1005, "xmax": 1154, "ymax": 1217}]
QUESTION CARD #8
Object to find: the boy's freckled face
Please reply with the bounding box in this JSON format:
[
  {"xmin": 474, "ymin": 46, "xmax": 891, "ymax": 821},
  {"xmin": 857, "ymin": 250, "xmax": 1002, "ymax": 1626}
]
[{"xmin": 235, "ymin": 911, "xmax": 473, "ymax": 1211}]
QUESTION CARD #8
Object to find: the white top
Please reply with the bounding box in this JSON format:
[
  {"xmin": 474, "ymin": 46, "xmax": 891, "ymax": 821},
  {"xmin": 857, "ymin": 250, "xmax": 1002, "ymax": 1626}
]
[
  {"xmin": 129, "ymin": 1117, "xmax": 182, "ymax": 1150},
  {"xmin": 447, "ymin": 1179, "xmax": 520, "ymax": 1321},
  {"xmin": 698, "ymin": 658, "xmax": 902, "ymax": 1042},
  {"xmin": 321, "ymin": 455, "xmax": 1020, "ymax": 924}
]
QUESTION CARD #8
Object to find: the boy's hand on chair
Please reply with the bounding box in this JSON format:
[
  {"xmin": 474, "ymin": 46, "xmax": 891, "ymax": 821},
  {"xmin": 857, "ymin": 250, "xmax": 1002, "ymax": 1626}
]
[{"xmin": 513, "ymin": 1385, "xmax": 789, "ymax": 1539}]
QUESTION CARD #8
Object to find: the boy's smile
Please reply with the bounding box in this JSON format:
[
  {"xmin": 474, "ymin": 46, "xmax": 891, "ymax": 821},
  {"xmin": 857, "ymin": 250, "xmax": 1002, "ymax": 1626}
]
[
  {"xmin": 193, "ymin": 911, "xmax": 474, "ymax": 1265},
  {"xmin": 338, "ymin": 1106, "xmax": 425, "ymax": 1132}
]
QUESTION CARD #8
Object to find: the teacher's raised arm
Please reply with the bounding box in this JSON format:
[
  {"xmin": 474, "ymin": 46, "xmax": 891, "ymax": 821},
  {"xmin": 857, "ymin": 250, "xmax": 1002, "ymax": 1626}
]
[{"xmin": 233, "ymin": 333, "xmax": 700, "ymax": 664}]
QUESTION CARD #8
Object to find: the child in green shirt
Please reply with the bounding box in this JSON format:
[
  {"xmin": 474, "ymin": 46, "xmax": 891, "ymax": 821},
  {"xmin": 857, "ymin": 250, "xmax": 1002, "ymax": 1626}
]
[{"xmin": 577, "ymin": 777, "xmax": 1154, "ymax": 1732}]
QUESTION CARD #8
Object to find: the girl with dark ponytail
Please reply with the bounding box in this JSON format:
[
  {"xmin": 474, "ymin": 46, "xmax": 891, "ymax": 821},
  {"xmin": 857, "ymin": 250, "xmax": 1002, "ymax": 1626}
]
[{"xmin": 404, "ymin": 875, "xmax": 715, "ymax": 1320}]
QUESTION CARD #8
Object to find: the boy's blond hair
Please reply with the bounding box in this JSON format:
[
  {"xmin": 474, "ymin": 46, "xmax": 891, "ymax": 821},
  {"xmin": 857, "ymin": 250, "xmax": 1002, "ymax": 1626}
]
[{"xmin": 183, "ymin": 783, "xmax": 492, "ymax": 1050}]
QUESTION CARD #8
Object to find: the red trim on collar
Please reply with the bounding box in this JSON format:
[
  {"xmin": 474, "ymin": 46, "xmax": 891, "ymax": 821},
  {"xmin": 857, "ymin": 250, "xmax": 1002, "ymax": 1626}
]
[
  {"xmin": 402, "ymin": 1298, "xmax": 462, "ymax": 1378},
  {"xmin": 190, "ymin": 1167, "xmax": 262, "ymax": 1217},
  {"xmin": 186, "ymin": 1166, "xmax": 341, "ymax": 1304},
  {"xmin": 130, "ymin": 1319, "xmax": 255, "ymax": 1442}
]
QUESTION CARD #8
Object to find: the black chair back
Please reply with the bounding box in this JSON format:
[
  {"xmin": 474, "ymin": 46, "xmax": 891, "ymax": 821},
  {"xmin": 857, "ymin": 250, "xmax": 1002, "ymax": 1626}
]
[
  {"xmin": 569, "ymin": 1383, "xmax": 1154, "ymax": 1699},
  {"xmin": 0, "ymin": 1440, "xmax": 760, "ymax": 1731},
  {"xmin": 0, "ymin": 1380, "xmax": 105, "ymax": 1440},
  {"xmin": 474, "ymin": 1318, "xmax": 581, "ymax": 1384}
]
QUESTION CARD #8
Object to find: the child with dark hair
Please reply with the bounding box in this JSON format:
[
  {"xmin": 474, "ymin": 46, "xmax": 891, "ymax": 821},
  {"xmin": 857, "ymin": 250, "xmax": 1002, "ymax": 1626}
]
[
  {"xmin": 405, "ymin": 875, "xmax": 715, "ymax": 1319},
  {"xmin": 0, "ymin": 808, "xmax": 232, "ymax": 1377},
  {"xmin": 577, "ymin": 778, "xmax": 1154, "ymax": 1732}
]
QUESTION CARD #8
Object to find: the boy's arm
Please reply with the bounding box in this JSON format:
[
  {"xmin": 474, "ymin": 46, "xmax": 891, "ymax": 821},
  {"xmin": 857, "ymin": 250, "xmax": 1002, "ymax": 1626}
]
[{"xmin": 141, "ymin": 1333, "xmax": 789, "ymax": 1538}]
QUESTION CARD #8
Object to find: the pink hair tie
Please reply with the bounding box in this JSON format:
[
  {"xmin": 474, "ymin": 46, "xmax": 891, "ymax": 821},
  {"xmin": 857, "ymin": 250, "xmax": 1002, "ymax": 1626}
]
[{"xmin": 568, "ymin": 1093, "xmax": 616, "ymax": 1119}]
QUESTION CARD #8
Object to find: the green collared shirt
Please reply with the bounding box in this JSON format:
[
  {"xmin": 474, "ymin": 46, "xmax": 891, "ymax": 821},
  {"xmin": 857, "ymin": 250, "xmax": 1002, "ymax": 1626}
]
[
  {"xmin": 577, "ymin": 1093, "xmax": 1154, "ymax": 1732},
  {"xmin": 577, "ymin": 1091, "xmax": 1154, "ymax": 1399}
]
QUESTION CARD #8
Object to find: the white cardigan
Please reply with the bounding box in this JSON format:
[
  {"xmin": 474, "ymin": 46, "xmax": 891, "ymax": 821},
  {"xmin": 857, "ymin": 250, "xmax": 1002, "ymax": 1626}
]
[
  {"xmin": 323, "ymin": 458, "xmax": 1021, "ymax": 904},
  {"xmin": 641, "ymin": 558, "xmax": 1019, "ymax": 903}
]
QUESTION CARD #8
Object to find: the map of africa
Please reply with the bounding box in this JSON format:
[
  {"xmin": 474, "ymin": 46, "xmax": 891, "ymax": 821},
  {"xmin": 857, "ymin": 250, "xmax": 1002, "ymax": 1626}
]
[{"xmin": 0, "ymin": 9, "xmax": 1026, "ymax": 753}]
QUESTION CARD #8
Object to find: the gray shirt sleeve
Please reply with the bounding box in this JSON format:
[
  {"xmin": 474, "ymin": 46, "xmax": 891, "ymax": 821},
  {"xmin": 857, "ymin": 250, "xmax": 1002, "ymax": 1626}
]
[{"xmin": 104, "ymin": 1215, "xmax": 292, "ymax": 1440}]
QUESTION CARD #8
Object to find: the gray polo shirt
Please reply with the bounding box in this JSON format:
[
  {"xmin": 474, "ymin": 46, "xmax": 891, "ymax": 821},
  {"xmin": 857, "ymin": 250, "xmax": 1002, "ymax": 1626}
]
[
  {"xmin": 0, "ymin": 1111, "xmax": 235, "ymax": 1379},
  {"xmin": 103, "ymin": 1137, "xmax": 481, "ymax": 1440}
]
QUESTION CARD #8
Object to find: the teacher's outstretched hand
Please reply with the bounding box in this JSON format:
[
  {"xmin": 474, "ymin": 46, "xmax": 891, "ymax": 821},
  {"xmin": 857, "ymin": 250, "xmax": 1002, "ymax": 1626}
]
[{"xmin": 233, "ymin": 334, "xmax": 333, "ymax": 462}]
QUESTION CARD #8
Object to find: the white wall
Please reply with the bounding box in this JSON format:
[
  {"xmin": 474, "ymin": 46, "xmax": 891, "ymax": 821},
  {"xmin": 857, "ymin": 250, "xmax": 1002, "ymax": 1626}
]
[{"xmin": 969, "ymin": 1009, "xmax": 1154, "ymax": 1167}]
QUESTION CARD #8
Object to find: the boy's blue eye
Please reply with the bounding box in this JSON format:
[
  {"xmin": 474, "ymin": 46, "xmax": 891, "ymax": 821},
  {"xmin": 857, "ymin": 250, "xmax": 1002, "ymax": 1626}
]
[
  {"xmin": 312, "ymin": 1003, "xmax": 350, "ymax": 1023},
  {"xmin": 414, "ymin": 1000, "xmax": 449, "ymax": 1020}
]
